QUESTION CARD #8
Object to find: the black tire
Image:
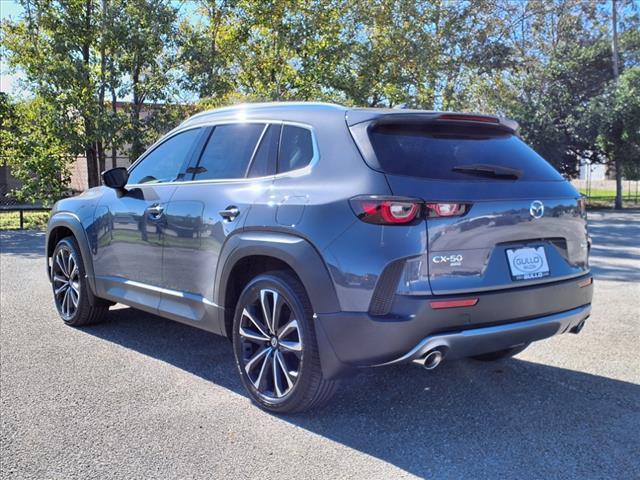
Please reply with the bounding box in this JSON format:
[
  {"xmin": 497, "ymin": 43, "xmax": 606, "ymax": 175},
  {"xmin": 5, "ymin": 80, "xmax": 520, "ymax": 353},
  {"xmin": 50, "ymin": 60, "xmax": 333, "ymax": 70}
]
[
  {"xmin": 472, "ymin": 343, "xmax": 530, "ymax": 361},
  {"xmin": 50, "ymin": 236, "xmax": 109, "ymax": 327},
  {"xmin": 232, "ymin": 271, "xmax": 338, "ymax": 413}
]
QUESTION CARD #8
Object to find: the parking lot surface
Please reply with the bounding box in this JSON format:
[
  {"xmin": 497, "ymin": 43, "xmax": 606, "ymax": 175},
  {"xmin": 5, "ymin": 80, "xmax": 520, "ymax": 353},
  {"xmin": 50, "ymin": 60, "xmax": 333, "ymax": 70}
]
[{"xmin": 1, "ymin": 211, "xmax": 639, "ymax": 479}]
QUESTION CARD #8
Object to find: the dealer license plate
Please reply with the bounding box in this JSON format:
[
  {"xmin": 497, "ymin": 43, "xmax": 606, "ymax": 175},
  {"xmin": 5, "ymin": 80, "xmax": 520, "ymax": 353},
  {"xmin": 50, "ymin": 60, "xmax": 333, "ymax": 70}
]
[{"xmin": 506, "ymin": 246, "xmax": 550, "ymax": 280}]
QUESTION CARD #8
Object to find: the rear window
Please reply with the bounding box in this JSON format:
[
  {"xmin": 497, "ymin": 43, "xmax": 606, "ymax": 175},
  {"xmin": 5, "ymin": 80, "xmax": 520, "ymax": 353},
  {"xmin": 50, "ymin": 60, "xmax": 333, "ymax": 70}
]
[{"xmin": 367, "ymin": 123, "xmax": 563, "ymax": 181}]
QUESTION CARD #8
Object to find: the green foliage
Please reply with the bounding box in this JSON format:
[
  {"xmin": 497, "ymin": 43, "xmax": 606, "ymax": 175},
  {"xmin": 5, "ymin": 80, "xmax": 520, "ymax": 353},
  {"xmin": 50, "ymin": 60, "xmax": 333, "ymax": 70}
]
[
  {"xmin": 0, "ymin": 93, "xmax": 73, "ymax": 204},
  {"xmin": 1, "ymin": 0, "xmax": 639, "ymax": 204}
]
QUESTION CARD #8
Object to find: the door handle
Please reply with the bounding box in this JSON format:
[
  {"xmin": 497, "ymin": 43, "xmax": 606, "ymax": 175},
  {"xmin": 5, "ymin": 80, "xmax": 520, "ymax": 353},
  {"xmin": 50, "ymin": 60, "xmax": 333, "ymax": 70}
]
[
  {"xmin": 219, "ymin": 206, "xmax": 240, "ymax": 221},
  {"xmin": 146, "ymin": 204, "xmax": 164, "ymax": 219}
]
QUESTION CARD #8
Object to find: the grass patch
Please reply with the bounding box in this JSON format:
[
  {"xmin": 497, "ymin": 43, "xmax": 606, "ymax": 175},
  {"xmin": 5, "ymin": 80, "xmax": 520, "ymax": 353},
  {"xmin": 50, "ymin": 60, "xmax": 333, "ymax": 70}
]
[{"xmin": 0, "ymin": 211, "xmax": 50, "ymax": 230}]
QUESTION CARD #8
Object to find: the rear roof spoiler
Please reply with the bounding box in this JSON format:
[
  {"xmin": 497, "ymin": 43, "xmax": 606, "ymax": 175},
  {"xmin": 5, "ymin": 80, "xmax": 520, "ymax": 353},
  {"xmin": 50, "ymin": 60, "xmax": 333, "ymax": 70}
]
[{"xmin": 345, "ymin": 109, "xmax": 519, "ymax": 133}]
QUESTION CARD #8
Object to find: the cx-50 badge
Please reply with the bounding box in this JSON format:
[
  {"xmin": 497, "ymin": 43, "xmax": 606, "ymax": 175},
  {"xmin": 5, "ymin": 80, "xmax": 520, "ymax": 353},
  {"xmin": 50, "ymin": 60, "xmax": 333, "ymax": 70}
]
[
  {"xmin": 530, "ymin": 200, "xmax": 544, "ymax": 219},
  {"xmin": 432, "ymin": 254, "xmax": 464, "ymax": 266}
]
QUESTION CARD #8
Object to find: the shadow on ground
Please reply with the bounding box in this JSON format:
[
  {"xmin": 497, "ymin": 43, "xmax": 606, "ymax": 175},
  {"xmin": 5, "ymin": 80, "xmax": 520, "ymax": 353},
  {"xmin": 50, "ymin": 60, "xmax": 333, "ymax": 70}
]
[
  {"xmin": 83, "ymin": 306, "xmax": 639, "ymax": 478},
  {"xmin": 0, "ymin": 230, "xmax": 46, "ymax": 258}
]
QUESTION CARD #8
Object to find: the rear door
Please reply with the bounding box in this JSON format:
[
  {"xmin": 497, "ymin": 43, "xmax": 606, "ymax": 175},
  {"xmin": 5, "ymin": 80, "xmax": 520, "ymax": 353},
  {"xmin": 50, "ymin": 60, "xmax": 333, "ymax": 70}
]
[
  {"xmin": 159, "ymin": 122, "xmax": 278, "ymax": 326},
  {"xmin": 351, "ymin": 116, "xmax": 590, "ymax": 295}
]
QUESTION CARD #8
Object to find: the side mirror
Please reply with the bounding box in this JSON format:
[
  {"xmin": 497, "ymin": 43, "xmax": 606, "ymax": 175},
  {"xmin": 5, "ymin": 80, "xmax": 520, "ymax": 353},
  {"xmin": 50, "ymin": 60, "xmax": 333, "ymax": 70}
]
[{"xmin": 102, "ymin": 167, "xmax": 129, "ymax": 190}]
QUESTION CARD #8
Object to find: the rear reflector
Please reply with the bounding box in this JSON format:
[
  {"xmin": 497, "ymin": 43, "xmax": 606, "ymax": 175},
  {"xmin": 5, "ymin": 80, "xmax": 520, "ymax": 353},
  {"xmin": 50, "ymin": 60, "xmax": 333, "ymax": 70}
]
[
  {"xmin": 577, "ymin": 277, "xmax": 593, "ymax": 288},
  {"xmin": 430, "ymin": 298, "xmax": 478, "ymax": 309}
]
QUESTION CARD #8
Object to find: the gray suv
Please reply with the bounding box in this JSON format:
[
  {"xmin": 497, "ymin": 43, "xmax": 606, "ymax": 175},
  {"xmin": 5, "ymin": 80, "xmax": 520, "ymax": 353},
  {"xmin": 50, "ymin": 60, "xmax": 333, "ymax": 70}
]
[{"xmin": 46, "ymin": 102, "xmax": 593, "ymax": 413}]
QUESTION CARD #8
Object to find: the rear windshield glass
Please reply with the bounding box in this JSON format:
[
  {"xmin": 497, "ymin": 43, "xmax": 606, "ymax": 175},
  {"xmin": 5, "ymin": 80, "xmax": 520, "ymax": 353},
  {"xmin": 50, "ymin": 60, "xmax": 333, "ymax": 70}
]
[{"xmin": 367, "ymin": 123, "xmax": 563, "ymax": 181}]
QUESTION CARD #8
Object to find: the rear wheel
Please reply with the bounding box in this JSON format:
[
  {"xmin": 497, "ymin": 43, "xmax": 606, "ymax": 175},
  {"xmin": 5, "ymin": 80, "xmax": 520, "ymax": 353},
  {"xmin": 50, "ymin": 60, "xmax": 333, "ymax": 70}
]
[
  {"xmin": 232, "ymin": 271, "xmax": 338, "ymax": 413},
  {"xmin": 51, "ymin": 237, "xmax": 108, "ymax": 326},
  {"xmin": 472, "ymin": 343, "xmax": 529, "ymax": 361}
]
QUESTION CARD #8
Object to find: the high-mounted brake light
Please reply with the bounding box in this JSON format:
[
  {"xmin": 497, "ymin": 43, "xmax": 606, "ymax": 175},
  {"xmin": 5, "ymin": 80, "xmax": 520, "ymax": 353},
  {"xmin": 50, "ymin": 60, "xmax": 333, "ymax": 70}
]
[
  {"xmin": 350, "ymin": 196, "xmax": 420, "ymax": 225},
  {"xmin": 438, "ymin": 114, "xmax": 499, "ymax": 124}
]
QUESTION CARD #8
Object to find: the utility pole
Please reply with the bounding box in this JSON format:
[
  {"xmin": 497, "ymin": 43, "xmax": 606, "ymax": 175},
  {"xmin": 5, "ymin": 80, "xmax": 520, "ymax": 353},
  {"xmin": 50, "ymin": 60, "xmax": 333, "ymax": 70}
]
[{"xmin": 612, "ymin": 0, "xmax": 622, "ymax": 209}]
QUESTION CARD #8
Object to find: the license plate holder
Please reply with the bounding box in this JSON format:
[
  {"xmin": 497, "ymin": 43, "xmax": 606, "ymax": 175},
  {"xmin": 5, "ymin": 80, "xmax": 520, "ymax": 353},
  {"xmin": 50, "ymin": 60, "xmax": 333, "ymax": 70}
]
[{"xmin": 506, "ymin": 246, "xmax": 550, "ymax": 281}]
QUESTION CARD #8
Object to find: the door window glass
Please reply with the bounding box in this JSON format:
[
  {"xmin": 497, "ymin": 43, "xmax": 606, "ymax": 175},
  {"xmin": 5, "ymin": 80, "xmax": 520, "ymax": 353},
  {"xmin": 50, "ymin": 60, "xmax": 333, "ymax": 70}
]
[
  {"xmin": 248, "ymin": 124, "xmax": 280, "ymax": 178},
  {"xmin": 193, "ymin": 123, "xmax": 265, "ymax": 180},
  {"xmin": 128, "ymin": 128, "xmax": 202, "ymax": 185}
]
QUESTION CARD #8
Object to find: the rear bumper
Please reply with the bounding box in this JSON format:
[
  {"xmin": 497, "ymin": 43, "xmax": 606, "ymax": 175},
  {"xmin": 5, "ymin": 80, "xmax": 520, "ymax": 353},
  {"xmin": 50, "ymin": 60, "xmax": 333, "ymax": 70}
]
[
  {"xmin": 314, "ymin": 274, "xmax": 593, "ymax": 378},
  {"xmin": 374, "ymin": 304, "xmax": 590, "ymax": 366}
]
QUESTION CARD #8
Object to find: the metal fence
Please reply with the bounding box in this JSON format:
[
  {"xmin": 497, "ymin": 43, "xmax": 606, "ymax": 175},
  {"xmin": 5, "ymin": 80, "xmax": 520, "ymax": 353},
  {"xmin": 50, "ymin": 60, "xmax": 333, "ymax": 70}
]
[{"xmin": 0, "ymin": 205, "xmax": 50, "ymax": 230}]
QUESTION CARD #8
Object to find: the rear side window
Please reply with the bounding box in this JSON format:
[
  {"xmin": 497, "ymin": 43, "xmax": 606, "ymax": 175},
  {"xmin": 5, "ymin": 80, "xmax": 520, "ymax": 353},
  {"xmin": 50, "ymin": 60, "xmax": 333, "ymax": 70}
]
[
  {"xmin": 278, "ymin": 125, "xmax": 314, "ymax": 173},
  {"xmin": 367, "ymin": 123, "xmax": 563, "ymax": 181},
  {"xmin": 192, "ymin": 123, "xmax": 265, "ymax": 180}
]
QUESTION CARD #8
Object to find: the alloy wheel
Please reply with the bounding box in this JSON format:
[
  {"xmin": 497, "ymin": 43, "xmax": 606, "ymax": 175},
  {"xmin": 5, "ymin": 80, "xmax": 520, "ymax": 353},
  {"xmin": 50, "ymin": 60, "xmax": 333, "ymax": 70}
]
[
  {"xmin": 238, "ymin": 288, "xmax": 303, "ymax": 401},
  {"xmin": 52, "ymin": 247, "xmax": 80, "ymax": 320}
]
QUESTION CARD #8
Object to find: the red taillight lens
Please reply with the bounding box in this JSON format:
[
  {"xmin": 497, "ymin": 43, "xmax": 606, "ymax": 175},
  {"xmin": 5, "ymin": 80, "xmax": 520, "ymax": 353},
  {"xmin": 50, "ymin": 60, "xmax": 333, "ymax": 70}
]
[
  {"xmin": 350, "ymin": 196, "xmax": 420, "ymax": 225},
  {"xmin": 424, "ymin": 203, "xmax": 468, "ymax": 218}
]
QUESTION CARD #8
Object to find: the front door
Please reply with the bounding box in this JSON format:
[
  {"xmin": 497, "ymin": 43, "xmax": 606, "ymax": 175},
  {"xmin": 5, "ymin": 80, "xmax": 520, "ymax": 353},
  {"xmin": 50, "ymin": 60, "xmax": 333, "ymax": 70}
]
[{"xmin": 93, "ymin": 127, "xmax": 206, "ymax": 312}]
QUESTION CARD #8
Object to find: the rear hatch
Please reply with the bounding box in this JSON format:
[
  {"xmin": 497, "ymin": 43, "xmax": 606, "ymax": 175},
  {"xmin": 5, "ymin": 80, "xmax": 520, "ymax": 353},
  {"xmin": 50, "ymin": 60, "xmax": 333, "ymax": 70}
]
[{"xmin": 348, "ymin": 110, "xmax": 590, "ymax": 295}]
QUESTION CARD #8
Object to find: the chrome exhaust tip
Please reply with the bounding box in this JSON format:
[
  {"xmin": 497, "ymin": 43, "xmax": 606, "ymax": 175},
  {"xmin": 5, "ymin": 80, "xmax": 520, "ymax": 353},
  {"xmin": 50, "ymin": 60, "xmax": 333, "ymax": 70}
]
[{"xmin": 422, "ymin": 350, "xmax": 444, "ymax": 370}]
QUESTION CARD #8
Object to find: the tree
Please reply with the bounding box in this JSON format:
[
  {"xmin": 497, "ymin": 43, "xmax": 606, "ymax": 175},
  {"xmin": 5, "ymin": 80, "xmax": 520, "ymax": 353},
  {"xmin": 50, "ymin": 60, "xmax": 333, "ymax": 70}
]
[
  {"xmin": 2, "ymin": 0, "xmax": 103, "ymax": 187},
  {"xmin": 0, "ymin": 93, "xmax": 73, "ymax": 204},
  {"xmin": 116, "ymin": 0, "xmax": 177, "ymax": 160},
  {"xmin": 585, "ymin": 67, "xmax": 640, "ymax": 208}
]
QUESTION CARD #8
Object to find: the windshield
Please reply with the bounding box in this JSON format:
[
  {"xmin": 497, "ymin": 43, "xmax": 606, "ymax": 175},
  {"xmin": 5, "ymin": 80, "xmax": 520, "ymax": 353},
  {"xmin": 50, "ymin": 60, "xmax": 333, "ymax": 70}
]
[{"xmin": 367, "ymin": 123, "xmax": 564, "ymax": 181}]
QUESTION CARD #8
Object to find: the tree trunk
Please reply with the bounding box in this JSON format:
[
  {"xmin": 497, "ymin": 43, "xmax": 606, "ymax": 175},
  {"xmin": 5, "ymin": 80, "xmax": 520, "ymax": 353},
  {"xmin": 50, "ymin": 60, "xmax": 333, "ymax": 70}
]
[
  {"xmin": 111, "ymin": 88, "xmax": 118, "ymax": 169},
  {"xmin": 83, "ymin": 0, "xmax": 99, "ymax": 187},
  {"xmin": 612, "ymin": 0, "xmax": 622, "ymax": 209},
  {"xmin": 615, "ymin": 157, "xmax": 623, "ymax": 210},
  {"xmin": 130, "ymin": 65, "xmax": 144, "ymax": 161}
]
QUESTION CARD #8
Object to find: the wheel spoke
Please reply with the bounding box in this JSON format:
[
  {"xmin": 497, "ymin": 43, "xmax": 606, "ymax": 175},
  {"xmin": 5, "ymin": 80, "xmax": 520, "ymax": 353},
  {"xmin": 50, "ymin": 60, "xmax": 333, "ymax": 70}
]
[
  {"xmin": 53, "ymin": 275, "xmax": 67, "ymax": 284},
  {"xmin": 241, "ymin": 308, "xmax": 270, "ymax": 340},
  {"xmin": 279, "ymin": 339, "xmax": 302, "ymax": 352},
  {"xmin": 278, "ymin": 318, "xmax": 299, "ymax": 339},
  {"xmin": 260, "ymin": 289, "xmax": 279, "ymax": 334},
  {"xmin": 54, "ymin": 283, "xmax": 68, "ymax": 296},
  {"xmin": 253, "ymin": 348, "xmax": 273, "ymax": 390},
  {"xmin": 275, "ymin": 350, "xmax": 295, "ymax": 391},
  {"xmin": 67, "ymin": 255, "xmax": 75, "ymax": 279},
  {"xmin": 245, "ymin": 346, "xmax": 270, "ymax": 374},
  {"xmin": 273, "ymin": 350, "xmax": 285, "ymax": 397},
  {"xmin": 68, "ymin": 287, "xmax": 79, "ymax": 308},
  {"xmin": 62, "ymin": 289, "xmax": 70, "ymax": 316},
  {"xmin": 55, "ymin": 253, "xmax": 67, "ymax": 276}
]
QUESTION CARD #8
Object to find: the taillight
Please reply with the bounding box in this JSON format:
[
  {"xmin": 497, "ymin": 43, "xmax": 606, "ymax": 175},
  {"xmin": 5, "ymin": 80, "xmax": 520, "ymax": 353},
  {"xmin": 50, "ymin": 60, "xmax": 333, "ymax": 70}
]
[
  {"xmin": 350, "ymin": 196, "xmax": 420, "ymax": 225},
  {"xmin": 424, "ymin": 203, "xmax": 468, "ymax": 218},
  {"xmin": 350, "ymin": 197, "xmax": 469, "ymax": 224}
]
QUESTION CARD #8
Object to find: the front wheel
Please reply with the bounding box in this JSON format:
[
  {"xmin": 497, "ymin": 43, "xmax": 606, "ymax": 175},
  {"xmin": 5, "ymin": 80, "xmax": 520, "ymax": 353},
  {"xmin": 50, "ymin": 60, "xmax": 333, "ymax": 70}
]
[
  {"xmin": 232, "ymin": 271, "xmax": 338, "ymax": 413},
  {"xmin": 51, "ymin": 237, "xmax": 108, "ymax": 326}
]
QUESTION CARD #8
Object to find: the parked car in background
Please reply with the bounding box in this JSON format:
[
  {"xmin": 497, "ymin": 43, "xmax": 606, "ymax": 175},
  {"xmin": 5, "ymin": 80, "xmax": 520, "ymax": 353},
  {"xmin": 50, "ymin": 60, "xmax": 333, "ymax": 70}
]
[{"xmin": 46, "ymin": 102, "xmax": 593, "ymax": 413}]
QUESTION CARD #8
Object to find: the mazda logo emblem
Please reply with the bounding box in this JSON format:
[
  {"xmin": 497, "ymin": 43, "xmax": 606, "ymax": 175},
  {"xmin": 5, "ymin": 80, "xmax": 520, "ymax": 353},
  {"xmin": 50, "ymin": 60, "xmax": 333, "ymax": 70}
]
[{"xmin": 530, "ymin": 200, "xmax": 544, "ymax": 219}]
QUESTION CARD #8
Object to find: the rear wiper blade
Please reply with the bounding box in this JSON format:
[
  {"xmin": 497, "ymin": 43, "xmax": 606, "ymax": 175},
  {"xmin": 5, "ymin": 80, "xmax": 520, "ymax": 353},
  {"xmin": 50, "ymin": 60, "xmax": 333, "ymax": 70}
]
[{"xmin": 452, "ymin": 163, "xmax": 522, "ymax": 179}]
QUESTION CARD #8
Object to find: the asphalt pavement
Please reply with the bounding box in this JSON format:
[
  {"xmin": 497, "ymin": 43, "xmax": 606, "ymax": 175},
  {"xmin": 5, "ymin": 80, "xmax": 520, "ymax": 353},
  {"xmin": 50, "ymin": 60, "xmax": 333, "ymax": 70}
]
[{"xmin": 1, "ymin": 211, "xmax": 638, "ymax": 479}]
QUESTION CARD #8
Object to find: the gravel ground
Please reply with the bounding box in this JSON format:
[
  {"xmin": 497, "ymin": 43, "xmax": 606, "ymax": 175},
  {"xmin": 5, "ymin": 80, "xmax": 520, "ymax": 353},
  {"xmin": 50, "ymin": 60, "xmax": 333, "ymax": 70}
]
[{"xmin": 1, "ymin": 211, "xmax": 639, "ymax": 479}]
